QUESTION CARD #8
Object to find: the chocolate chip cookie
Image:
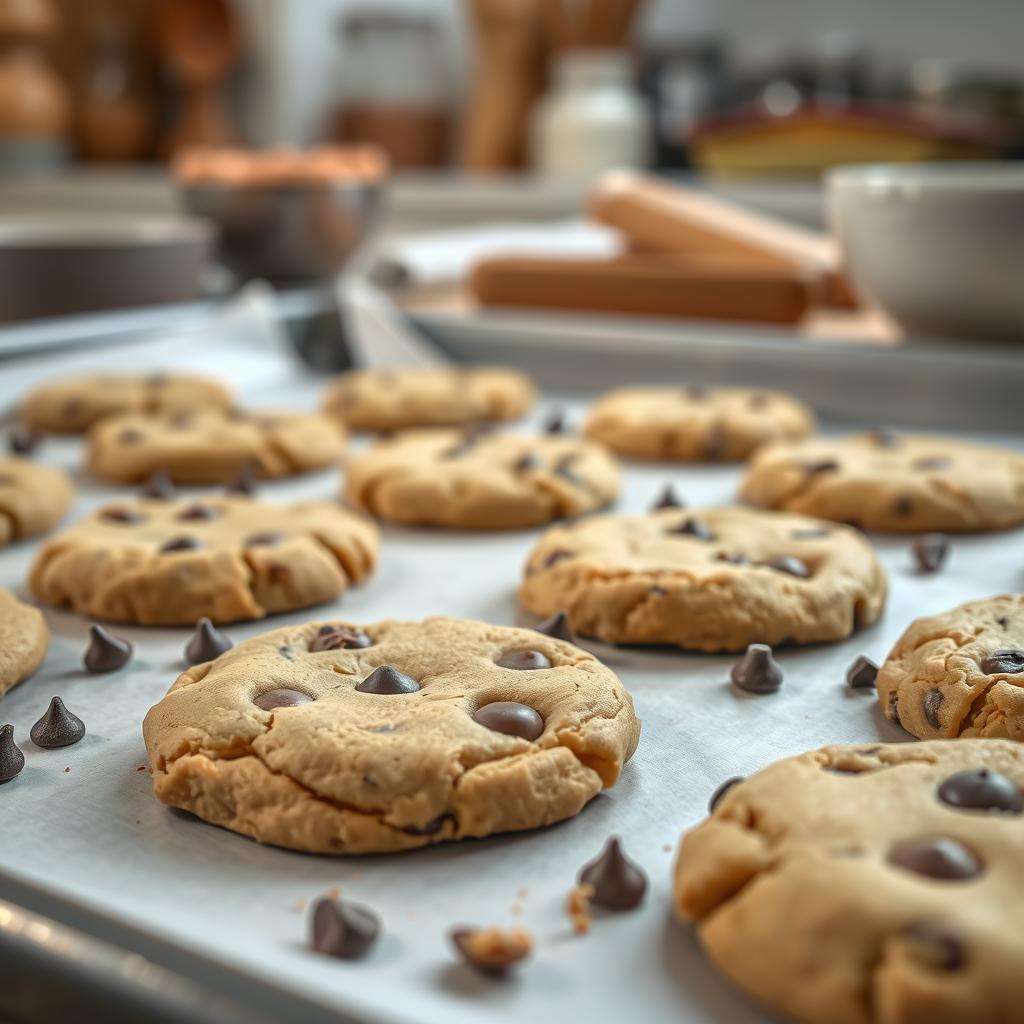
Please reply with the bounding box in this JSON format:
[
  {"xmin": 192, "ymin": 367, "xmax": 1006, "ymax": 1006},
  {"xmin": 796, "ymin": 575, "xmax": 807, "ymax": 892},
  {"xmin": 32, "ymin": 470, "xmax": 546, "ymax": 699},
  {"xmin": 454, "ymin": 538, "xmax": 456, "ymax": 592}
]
[
  {"xmin": 0, "ymin": 456, "xmax": 74, "ymax": 545},
  {"xmin": 143, "ymin": 616, "xmax": 640, "ymax": 854},
  {"xmin": 20, "ymin": 372, "xmax": 232, "ymax": 434},
  {"xmin": 0, "ymin": 589, "xmax": 47, "ymax": 698},
  {"xmin": 878, "ymin": 594, "xmax": 1024, "ymax": 742},
  {"xmin": 582, "ymin": 385, "xmax": 815, "ymax": 461},
  {"xmin": 519, "ymin": 506, "xmax": 886, "ymax": 651},
  {"xmin": 29, "ymin": 496, "xmax": 377, "ymax": 625},
  {"xmin": 674, "ymin": 739, "xmax": 1024, "ymax": 1024},
  {"xmin": 740, "ymin": 431, "xmax": 1024, "ymax": 532},
  {"xmin": 87, "ymin": 409, "xmax": 346, "ymax": 484},
  {"xmin": 322, "ymin": 366, "xmax": 535, "ymax": 433},
  {"xmin": 344, "ymin": 429, "xmax": 620, "ymax": 529}
]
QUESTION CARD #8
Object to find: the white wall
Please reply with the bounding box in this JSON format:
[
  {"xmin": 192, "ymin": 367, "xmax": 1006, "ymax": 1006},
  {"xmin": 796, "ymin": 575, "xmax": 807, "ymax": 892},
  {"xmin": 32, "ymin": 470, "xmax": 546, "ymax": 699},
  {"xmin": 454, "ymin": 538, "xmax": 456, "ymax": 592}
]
[{"xmin": 235, "ymin": 0, "xmax": 1024, "ymax": 146}]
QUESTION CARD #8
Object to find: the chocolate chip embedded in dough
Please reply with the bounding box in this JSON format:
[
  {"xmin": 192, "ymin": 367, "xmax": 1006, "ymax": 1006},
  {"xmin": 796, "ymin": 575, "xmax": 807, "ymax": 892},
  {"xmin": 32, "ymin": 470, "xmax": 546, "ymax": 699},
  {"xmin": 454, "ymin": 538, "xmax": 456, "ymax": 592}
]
[
  {"xmin": 937, "ymin": 768, "xmax": 1023, "ymax": 814},
  {"xmin": 253, "ymin": 688, "xmax": 313, "ymax": 710},
  {"xmin": 708, "ymin": 776, "xmax": 744, "ymax": 813},
  {"xmin": 760, "ymin": 556, "xmax": 811, "ymax": 578},
  {"xmin": 923, "ymin": 688, "xmax": 943, "ymax": 729},
  {"xmin": 888, "ymin": 837, "xmax": 982, "ymax": 880},
  {"xmin": 902, "ymin": 921, "xmax": 966, "ymax": 971},
  {"xmin": 666, "ymin": 517, "xmax": 715, "ymax": 541},
  {"xmin": 472, "ymin": 701, "xmax": 544, "ymax": 740},
  {"xmin": 141, "ymin": 469, "xmax": 176, "ymax": 500},
  {"xmin": 8, "ymin": 424, "xmax": 40, "ymax": 455},
  {"xmin": 495, "ymin": 650, "xmax": 552, "ymax": 671},
  {"xmin": 309, "ymin": 624, "xmax": 372, "ymax": 652},
  {"xmin": 355, "ymin": 665, "xmax": 420, "ymax": 695},
  {"xmin": 980, "ymin": 649, "xmax": 1024, "ymax": 674},
  {"xmin": 159, "ymin": 535, "xmax": 201, "ymax": 554}
]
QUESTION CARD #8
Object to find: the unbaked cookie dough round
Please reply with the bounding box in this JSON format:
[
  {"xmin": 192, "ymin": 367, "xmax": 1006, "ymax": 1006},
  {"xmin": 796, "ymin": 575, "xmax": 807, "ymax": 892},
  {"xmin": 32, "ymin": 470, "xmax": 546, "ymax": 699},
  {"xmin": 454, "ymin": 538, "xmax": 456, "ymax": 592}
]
[
  {"xmin": 0, "ymin": 589, "xmax": 48, "ymax": 699},
  {"xmin": 0, "ymin": 456, "xmax": 74, "ymax": 545}
]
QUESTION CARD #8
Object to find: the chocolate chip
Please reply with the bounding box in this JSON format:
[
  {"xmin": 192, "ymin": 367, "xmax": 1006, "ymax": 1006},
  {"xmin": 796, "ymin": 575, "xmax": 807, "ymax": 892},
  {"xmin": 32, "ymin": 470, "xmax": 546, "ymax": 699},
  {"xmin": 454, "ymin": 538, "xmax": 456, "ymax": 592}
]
[
  {"xmin": 118, "ymin": 428, "xmax": 143, "ymax": 444},
  {"xmin": 534, "ymin": 610, "xmax": 575, "ymax": 643},
  {"xmin": 8, "ymin": 424, "xmax": 40, "ymax": 455},
  {"xmin": 169, "ymin": 411, "xmax": 192, "ymax": 429},
  {"xmin": 177, "ymin": 504, "xmax": 219, "ymax": 521},
  {"xmin": 159, "ymin": 535, "xmax": 201, "ymax": 554},
  {"xmin": 888, "ymin": 837, "xmax": 982, "ymax": 880},
  {"xmin": 748, "ymin": 392, "xmax": 770, "ymax": 409},
  {"xmin": 730, "ymin": 644, "xmax": 783, "ymax": 694},
  {"xmin": 144, "ymin": 372, "xmax": 168, "ymax": 388},
  {"xmin": 995, "ymin": 615, "xmax": 1009, "ymax": 629},
  {"xmin": 473, "ymin": 702, "xmax": 544, "ymax": 740},
  {"xmin": 309, "ymin": 625, "xmax": 372, "ymax": 652},
  {"xmin": 708, "ymin": 776, "xmax": 743, "ymax": 813},
  {"xmin": 980, "ymin": 649, "xmax": 1024, "ymax": 675},
  {"xmin": 450, "ymin": 927, "xmax": 532, "ymax": 975},
  {"xmin": 903, "ymin": 921, "xmax": 966, "ymax": 971},
  {"xmin": 83, "ymin": 625, "xmax": 133, "ymax": 673},
  {"xmin": 845, "ymin": 655, "xmax": 879, "ymax": 690},
  {"xmin": 514, "ymin": 452, "xmax": 540, "ymax": 473},
  {"xmin": 577, "ymin": 837, "xmax": 647, "ymax": 910},
  {"xmin": 703, "ymin": 424, "xmax": 727, "ymax": 461},
  {"xmin": 100, "ymin": 506, "xmax": 144, "ymax": 524},
  {"xmin": 496, "ymin": 649, "xmax": 552, "ymax": 671},
  {"xmin": 887, "ymin": 688, "xmax": 901, "ymax": 725},
  {"xmin": 892, "ymin": 496, "xmax": 914, "ymax": 517},
  {"xmin": 681, "ymin": 385, "xmax": 708, "ymax": 400},
  {"xmin": 184, "ymin": 618, "xmax": 233, "ymax": 665},
  {"xmin": 253, "ymin": 688, "xmax": 313, "ymax": 710},
  {"xmin": 804, "ymin": 459, "xmax": 839, "ymax": 476},
  {"xmin": 923, "ymin": 688, "xmax": 943, "ymax": 728},
  {"xmin": 356, "ymin": 665, "xmax": 420, "ymax": 694},
  {"xmin": 0, "ymin": 724, "xmax": 25, "ymax": 783},
  {"xmin": 553, "ymin": 453, "xmax": 579, "ymax": 483},
  {"xmin": 61, "ymin": 398, "xmax": 85, "ymax": 420},
  {"xmin": 29, "ymin": 697, "xmax": 85, "ymax": 748},
  {"xmin": 543, "ymin": 409, "xmax": 565, "ymax": 434},
  {"xmin": 441, "ymin": 438, "xmax": 476, "ymax": 459},
  {"xmin": 542, "ymin": 548, "xmax": 573, "ymax": 569},
  {"xmin": 141, "ymin": 469, "xmax": 176, "ymax": 500},
  {"xmin": 716, "ymin": 552, "xmax": 749, "ymax": 565},
  {"xmin": 667, "ymin": 517, "xmax": 715, "ymax": 541},
  {"xmin": 912, "ymin": 534, "xmax": 949, "ymax": 573},
  {"xmin": 937, "ymin": 768, "xmax": 1023, "ymax": 814},
  {"xmin": 226, "ymin": 466, "xmax": 257, "ymax": 496},
  {"xmin": 244, "ymin": 531, "xmax": 283, "ymax": 547},
  {"xmin": 651, "ymin": 484, "xmax": 684, "ymax": 511},
  {"xmin": 309, "ymin": 898, "xmax": 380, "ymax": 960},
  {"xmin": 913, "ymin": 455, "xmax": 952, "ymax": 471},
  {"xmin": 791, "ymin": 526, "xmax": 830, "ymax": 539},
  {"xmin": 868, "ymin": 428, "xmax": 899, "ymax": 448},
  {"xmin": 761, "ymin": 556, "xmax": 811, "ymax": 578}
]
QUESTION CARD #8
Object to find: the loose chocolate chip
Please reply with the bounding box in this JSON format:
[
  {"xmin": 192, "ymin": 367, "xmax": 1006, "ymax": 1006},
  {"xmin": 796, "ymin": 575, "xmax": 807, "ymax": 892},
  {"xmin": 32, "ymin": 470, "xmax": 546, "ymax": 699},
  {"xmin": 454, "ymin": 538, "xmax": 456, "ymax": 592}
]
[
  {"xmin": 980, "ymin": 649, "xmax": 1024, "ymax": 674},
  {"xmin": 903, "ymin": 921, "xmax": 966, "ymax": 971},
  {"xmin": 892, "ymin": 496, "xmax": 914, "ymax": 517},
  {"xmin": 450, "ymin": 927, "xmax": 532, "ymax": 974},
  {"xmin": 730, "ymin": 644, "xmax": 783, "ymax": 694},
  {"xmin": 761, "ymin": 556, "xmax": 811, "ymax": 578},
  {"xmin": 100, "ymin": 506, "xmax": 144, "ymax": 524},
  {"xmin": 473, "ymin": 701, "xmax": 544, "ymax": 740},
  {"xmin": 912, "ymin": 534, "xmax": 949, "ymax": 573},
  {"xmin": 184, "ymin": 618, "xmax": 233, "ymax": 665},
  {"xmin": 356, "ymin": 665, "xmax": 420, "ymax": 695},
  {"xmin": 888, "ymin": 837, "xmax": 982, "ymax": 880},
  {"xmin": 309, "ymin": 625, "xmax": 372, "ymax": 652},
  {"xmin": 0, "ymin": 724, "xmax": 25, "ymax": 782},
  {"xmin": 913, "ymin": 455, "xmax": 952, "ymax": 471},
  {"xmin": 30, "ymin": 697, "xmax": 85, "ymax": 748},
  {"xmin": 791, "ymin": 526, "xmax": 830, "ymax": 539},
  {"xmin": 846, "ymin": 655, "xmax": 879, "ymax": 690},
  {"xmin": 159, "ymin": 535, "xmax": 201, "ymax": 554},
  {"xmin": 496, "ymin": 649, "xmax": 552, "ymax": 671},
  {"xmin": 651, "ymin": 484, "xmax": 683, "ymax": 511},
  {"xmin": 937, "ymin": 768, "xmax": 1023, "ymax": 814},
  {"xmin": 141, "ymin": 469, "xmax": 176, "ymax": 500},
  {"xmin": 667, "ymin": 517, "xmax": 715, "ymax": 541},
  {"xmin": 534, "ymin": 610, "xmax": 576, "ymax": 643},
  {"xmin": 8, "ymin": 424, "xmax": 39, "ymax": 455},
  {"xmin": 804, "ymin": 459, "xmax": 839, "ymax": 476},
  {"xmin": 514, "ymin": 452, "xmax": 540, "ymax": 473},
  {"xmin": 708, "ymin": 776, "xmax": 743, "ymax": 813},
  {"xmin": 923, "ymin": 688, "xmax": 943, "ymax": 728},
  {"xmin": 244, "ymin": 531, "xmax": 283, "ymax": 547},
  {"xmin": 543, "ymin": 409, "xmax": 565, "ymax": 434},
  {"xmin": 226, "ymin": 466, "xmax": 257, "ymax": 496},
  {"xmin": 542, "ymin": 548, "xmax": 573, "ymax": 569},
  {"xmin": 868, "ymin": 428, "xmax": 900, "ymax": 448},
  {"xmin": 177, "ymin": 504, "xmax": 219, "ymax": 521},
  {"xmin": 309, "ymin": 898, "xmax": 380, "ymax": 960},
  {"xmin": 577, "ymin": 837, "xmax": 648, "ymax": 910},
  {"xmin": 253, "ymin": 688, "xmax": 313, "ymax": 710},
  {"xmin": 83, "ymin": 625, "xmax": 133, "ymax": 673},
  {"xmin": 118, "ymin": 428, "xmax": 143, "ymax": 444}
]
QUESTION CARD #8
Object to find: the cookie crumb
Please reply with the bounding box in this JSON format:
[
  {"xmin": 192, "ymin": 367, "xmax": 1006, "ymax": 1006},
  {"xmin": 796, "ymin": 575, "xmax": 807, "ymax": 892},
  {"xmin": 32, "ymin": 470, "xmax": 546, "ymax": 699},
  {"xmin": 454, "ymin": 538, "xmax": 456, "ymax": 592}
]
[
  {"xmin": 510, "ymin": 903, "xmax": 523, "ymax": 916},
  {"xmin": 516, "ymin": 886, "xmax": 528, "ymax": 900},
  {"xmin": 565, "ymin": 883, "xmax": 593, "ymax": 934},
  {"xmin": 662, "ymin": 844, "xmax": 672, "ymax": 853},
  {"xmin": 325, "ymin": 886, "xmax": 341, "ymax": 899},
  {"xmin": 136, "ymin": 765, "xmax": 147, "ymax": 772},
  {"xmin": 64, "ymin": 766, "xmax": 70, "ymax": 773},
  {"xmin": 451, "ymin": 926, "xmax": 533, "ymax": 974},
  {"xmin": 293, "ymin": 898, "xmax": 307, "ymax": 913}
]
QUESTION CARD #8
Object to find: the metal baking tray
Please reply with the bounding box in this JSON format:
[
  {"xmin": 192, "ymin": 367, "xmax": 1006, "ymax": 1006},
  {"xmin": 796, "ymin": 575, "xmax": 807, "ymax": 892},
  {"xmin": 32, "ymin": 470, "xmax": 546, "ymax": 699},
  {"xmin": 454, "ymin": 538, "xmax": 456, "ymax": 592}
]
[{"xmin": 1, "ymin": 352, "xmax": 1023, "ymax": 1023}]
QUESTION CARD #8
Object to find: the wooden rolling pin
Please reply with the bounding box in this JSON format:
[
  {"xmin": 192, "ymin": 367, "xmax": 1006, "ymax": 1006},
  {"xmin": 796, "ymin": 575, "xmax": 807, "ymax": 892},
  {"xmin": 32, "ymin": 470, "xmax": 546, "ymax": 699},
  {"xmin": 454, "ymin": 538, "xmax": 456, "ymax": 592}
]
[
  {"xmin": 588, "ymin": 171, "xmax": 857, "ymax": 308},
  {"xmin": 469, "ymin": 252, "xmax": 813, "ymax": 324}
]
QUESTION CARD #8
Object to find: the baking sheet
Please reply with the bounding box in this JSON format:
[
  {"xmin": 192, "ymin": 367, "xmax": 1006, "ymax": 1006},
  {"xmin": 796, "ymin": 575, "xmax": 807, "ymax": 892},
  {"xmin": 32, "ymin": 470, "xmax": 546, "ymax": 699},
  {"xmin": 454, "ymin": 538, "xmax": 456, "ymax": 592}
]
[{"xmin": 2, "ymin": 364, "xmax": 1023, "ymax": 1024}]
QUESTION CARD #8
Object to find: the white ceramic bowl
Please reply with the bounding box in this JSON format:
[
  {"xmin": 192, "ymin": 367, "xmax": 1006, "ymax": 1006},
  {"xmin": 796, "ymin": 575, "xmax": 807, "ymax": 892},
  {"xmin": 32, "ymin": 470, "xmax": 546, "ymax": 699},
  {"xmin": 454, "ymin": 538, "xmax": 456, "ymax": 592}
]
[{"xmin": 828, "ymin": 163, "xmax": 1024, "ymax": 342}]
